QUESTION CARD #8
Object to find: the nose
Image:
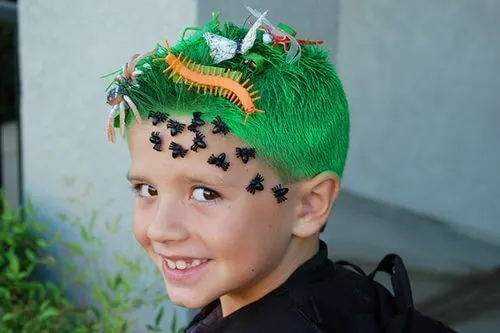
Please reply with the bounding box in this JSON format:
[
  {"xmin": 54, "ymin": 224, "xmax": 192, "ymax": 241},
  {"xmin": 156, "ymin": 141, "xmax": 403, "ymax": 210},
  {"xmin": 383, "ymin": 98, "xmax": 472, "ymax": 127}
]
[{"xmin": 146, "ymin": 197, "xmax": 189, "ymax": 243}]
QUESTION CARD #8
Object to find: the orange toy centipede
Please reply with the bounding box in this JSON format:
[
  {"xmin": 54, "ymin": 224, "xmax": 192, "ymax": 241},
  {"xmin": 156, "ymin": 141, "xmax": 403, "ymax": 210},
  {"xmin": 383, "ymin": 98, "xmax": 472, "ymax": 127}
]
[{"xmin": 153, "ymin": 41, "xmax": 264, "ymax": 123}]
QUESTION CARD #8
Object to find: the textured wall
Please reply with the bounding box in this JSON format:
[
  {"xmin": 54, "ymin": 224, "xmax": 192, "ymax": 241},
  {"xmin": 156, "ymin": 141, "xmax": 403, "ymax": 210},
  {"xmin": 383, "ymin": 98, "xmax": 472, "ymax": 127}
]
[
  {"xmin": 19, "ymin": 0, "xmax": 197, "ymax": 328},
  {"xmin": 338, "ymin": 0, "xmax": 500, "ymax": 244}
]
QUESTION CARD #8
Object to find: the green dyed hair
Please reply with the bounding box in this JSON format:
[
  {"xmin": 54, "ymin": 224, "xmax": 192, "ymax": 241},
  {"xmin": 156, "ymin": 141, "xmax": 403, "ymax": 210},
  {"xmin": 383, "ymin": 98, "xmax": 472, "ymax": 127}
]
[{"xmin": 112, "ymin": 13, "xmax": 349, "ymax": 182}]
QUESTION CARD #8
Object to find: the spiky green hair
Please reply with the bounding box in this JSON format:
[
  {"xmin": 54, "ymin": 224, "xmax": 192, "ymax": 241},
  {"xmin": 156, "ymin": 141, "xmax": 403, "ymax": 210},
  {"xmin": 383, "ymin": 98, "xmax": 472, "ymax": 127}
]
[{"xmin": 112, "ymin": 13, "xmax": 349, "ymax": 182}]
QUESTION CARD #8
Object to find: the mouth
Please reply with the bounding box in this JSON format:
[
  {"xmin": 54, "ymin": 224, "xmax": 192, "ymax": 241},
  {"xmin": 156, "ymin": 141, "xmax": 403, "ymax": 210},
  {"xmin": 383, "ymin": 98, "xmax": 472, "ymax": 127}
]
[
  {"xmin": 164, "ymin": 257, "xmax": 209, "ymax": 270},
  {"xmin": 160, "ymin": 256, "xmax": 211, "ymax": 283}
]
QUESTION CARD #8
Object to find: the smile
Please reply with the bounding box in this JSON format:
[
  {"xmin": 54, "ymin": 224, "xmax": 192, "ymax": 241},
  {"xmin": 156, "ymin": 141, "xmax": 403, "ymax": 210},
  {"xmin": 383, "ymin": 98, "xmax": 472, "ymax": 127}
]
[
  {"xmin": 161, "ymin": 256, "xmax": 211, "ymax": 283},
  {"xmin": 164, "ymin": 257, "xmax": 209, "ymax": 270}
]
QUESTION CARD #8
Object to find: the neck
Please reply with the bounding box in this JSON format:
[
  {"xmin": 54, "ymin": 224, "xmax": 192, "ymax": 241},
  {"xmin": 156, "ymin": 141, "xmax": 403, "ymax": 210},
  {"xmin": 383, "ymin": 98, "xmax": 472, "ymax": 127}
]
[{"xmin": 220, "ymin": 237, "xmax": 320, "ymax": 317}]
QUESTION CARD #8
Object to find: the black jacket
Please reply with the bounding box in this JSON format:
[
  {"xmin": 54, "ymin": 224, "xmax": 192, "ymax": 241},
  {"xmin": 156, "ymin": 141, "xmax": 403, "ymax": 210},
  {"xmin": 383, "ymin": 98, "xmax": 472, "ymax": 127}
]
[{"xmin": 185, "ymin": 241, "xmax": 397, "ymax": 332}]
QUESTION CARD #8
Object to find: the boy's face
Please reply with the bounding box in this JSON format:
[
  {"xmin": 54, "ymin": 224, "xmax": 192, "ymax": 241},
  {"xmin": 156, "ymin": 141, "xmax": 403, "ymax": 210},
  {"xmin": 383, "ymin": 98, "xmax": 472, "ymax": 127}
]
[{"xmin": 127, "ymin": 115, "xmax": 299, "ymax": 311}]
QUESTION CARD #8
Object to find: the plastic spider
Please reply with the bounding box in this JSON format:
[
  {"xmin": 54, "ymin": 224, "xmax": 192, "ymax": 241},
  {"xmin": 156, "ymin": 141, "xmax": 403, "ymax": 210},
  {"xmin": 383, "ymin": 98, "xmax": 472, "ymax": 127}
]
[
  {"xmin": 106, "ymin": 50, "xmax": 155, "ymax": 143},
  {"xmin": 246, "ymin": 173, "xmax": 265, "ymax": 194}
]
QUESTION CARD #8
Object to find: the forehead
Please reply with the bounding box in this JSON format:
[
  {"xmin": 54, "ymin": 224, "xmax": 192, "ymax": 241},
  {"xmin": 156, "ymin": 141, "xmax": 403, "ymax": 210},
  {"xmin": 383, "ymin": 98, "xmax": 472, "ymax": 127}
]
[{"xmin": 127, "ymin": 114, "xmax": 272, "ymax": 184}]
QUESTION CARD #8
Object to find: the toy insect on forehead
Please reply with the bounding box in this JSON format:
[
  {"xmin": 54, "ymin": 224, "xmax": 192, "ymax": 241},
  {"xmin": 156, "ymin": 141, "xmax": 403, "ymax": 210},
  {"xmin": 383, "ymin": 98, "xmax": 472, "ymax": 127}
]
[
  {"xmin": 167, "ymin": 119, "xmax": 186, "ymax": 136},
  {"xmin": 191, "ymin": 131, "xmax": 208, "ymax": 152},
  {"xmin": 169, "ymin": 142, "xmax": 189, "ymax": 159},
  {"xmin": 207, "ymin": 153, "xmax": 230, "ymax": 171},
  {"xmin": 188, "ymin": 112, "xmax": 206, "ymax": 132},
  {"xmin": 272, "ymin": 184, "xmax": 289, "ymax": 204},
  {"xmin": 246, "ymin": 173, "xmax": 265, "ymax": 194},
  {"xmin": 235, "ymin": 147, "xmax": 256, "ymax": 164},
  {"xmin": 149, "ymin": 131, "xmax": 162, "ymax": 152},
  {"xmin": 149, "ymin": 111, "xmax": 169, "ymax": 126}
]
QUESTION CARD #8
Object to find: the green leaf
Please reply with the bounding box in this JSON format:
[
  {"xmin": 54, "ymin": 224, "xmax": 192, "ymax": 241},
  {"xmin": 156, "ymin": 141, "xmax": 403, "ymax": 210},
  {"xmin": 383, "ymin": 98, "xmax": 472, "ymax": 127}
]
[
  {"xmin": 146, "ymin": 324, "xmax": 161, "ymax": 332},
  {"xmin": 80, "ymin": 224, "xmax": 91, "ymax": 242},
  {"xmin": 94, "ymin": 287, "xmax": 112, "ymax": 310},
  {"xmin": 63, "ymin": 260, "xmax": 77, "ymax": 273},
  {"xmin": 7, "ymin": 252, "xmax": 20, "ymax": 276},
  {"xmin": 90, "ymin": 305, "xmax": 101, "ymax": 320},
  {"xmin": 170, "ymin": 311, "xmax": 178, "ymax": 333},
  {"xmin": 37, "ymin": 307, "xmax": 60, "ymax": 321},
  {"xmin": 36, "ymin": 238, "xmax": 49, "ymax": 249},
  {"xmin": 0, "ymin": 286, "xmax": 10, "ymax": 299},
  {"xmin": 25, "ymin": 249, "xmax": 36, "ymax": 262},
  {"xmin": 17, "ymin": 271, "xmax": 31, "ymax": 279},
  {"xmin": 105, "ymin": 214, "xmax": 122, "ymax": 233},
  {"xmin": 40, "ymin": 255, "xmax": 57, "ymax": 266},
  {"xmin": 119, "ymin": 256, "xmax": 141, "ymax": 273},
  {"xmin": 40, "ymin": 299, "xmax": 50, "ymax": 311},
  {"xmin": 32, "ymin": 219, "xmax": 45, "ymax": 233},
  {"xmin": 89, "ymin": 210, "xmax": 97, "ymax": 231},
  {"xmin": 121, "ymin": 321, "xmax": 129, "ymax": 332},
  {"xmin": 1, "ymin": 313, "xmax": 16, "ymax": 322},
  {"xmin": 155, "ymin": 306, "xmax": 164, "ymax": 327},
  {"xmin": 67, "ymin": 196, "xmax": 78, "ymax": 204},
  {"xmin": 66, "ymin": 242, "xmax": 85, "ymax": 255},
  {"xmin": 114, "ymin": 273, "xmax": 124, "ymax": 289}
]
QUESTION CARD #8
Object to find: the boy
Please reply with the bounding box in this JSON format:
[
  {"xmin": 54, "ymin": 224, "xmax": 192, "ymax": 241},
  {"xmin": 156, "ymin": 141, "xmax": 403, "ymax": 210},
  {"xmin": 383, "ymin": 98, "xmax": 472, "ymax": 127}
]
[{"xmin": 106, "ymin": 8, "xmax": 454, "ymax": 332}]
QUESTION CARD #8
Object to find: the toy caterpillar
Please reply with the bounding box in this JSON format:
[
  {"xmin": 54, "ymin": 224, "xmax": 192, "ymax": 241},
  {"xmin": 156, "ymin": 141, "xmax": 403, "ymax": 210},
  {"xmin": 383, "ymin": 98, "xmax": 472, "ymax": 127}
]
[{"xmin": 153, "ymin": 41, "xmax": 264, "ymax": 123}]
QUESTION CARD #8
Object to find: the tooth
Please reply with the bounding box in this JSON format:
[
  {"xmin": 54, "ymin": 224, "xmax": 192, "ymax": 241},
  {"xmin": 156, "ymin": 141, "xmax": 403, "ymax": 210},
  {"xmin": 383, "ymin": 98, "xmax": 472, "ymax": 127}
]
[
  {"xmin": 166, "ymin": 259, "xmax": 176, "ymax": 269},
  {"xmin": 192, "ymin": 259, "xmax": 201, "ymax": 267},
  {"xmin": 176, "ymin": 260, "xmax": 187, "ymax": 270}
]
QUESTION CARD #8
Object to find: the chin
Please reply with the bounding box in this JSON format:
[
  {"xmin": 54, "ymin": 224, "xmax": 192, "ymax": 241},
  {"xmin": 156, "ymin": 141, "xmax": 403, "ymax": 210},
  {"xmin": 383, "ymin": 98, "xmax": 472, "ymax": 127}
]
[{"xmin": 166, "ymin": 286, "xmax": 216, "ymax": 309}]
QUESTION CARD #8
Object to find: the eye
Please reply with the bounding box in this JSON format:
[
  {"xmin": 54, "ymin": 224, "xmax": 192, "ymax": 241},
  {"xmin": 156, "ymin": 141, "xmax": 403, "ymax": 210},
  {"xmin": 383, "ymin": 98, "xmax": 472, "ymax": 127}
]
[
  {"xmin": 191, "ymin": 187, "xmax": 221, "ymax": 203},
  {"xmin": 132, "ymin": 184, "xmax": 158, "ymax": 198}
]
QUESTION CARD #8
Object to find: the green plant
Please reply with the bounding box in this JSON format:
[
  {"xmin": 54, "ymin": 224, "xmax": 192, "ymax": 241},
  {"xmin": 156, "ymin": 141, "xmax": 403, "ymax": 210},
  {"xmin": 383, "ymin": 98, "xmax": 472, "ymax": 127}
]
[
  {"xmin": 0, "ymin": 194, "xmax": 87, "ymax": 332},
  {"xmin": 0, "ymin": 190, "xmax": 184, "ymax": 332}
]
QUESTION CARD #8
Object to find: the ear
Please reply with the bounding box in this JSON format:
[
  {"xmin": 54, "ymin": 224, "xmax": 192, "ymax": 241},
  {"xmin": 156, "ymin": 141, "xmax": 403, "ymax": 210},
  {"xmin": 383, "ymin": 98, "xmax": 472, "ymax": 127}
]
[{"xmin": 292, "ymin": 172, "xmax": 341, "ymax": 238}]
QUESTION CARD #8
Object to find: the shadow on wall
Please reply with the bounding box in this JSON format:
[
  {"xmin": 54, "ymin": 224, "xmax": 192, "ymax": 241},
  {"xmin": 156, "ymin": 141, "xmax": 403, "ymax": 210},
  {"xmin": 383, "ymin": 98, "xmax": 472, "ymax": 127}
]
[{"xmin": 324, "ymin": 190, "xmax": 500, "ymax": 329}]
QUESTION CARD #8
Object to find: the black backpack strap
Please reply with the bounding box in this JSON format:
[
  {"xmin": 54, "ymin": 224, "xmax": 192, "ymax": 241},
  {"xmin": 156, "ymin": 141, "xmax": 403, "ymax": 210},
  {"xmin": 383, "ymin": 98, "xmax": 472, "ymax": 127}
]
[
  {"xmin": 369, "ymin": 254, "xmax": 457, "ymax": 333},
  {"xmin": 335, "ymin": 255, "xmax": 456, "ymax": 333},
  {"xmin": 368, "ymin": 254, "xmax": 414, "ymax": 314},
  {"xmin": 336, "ymin": 260, "xmax": 369, "ymax": 277}
]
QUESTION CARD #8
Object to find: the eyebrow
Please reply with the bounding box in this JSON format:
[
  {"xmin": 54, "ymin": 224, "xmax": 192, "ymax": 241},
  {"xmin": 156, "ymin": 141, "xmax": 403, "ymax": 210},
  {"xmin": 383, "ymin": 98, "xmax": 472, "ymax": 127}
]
[
  {"xmin": 126, "ymin": 171, "xmax": 151, "ymax": 183},
  {"xmin": 126, "ymin": 171, "xmax": 230, "ymax": 187}
]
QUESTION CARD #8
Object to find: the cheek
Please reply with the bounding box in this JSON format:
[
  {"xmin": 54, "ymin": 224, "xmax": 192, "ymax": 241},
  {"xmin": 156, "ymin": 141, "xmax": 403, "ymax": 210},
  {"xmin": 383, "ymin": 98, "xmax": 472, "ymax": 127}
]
[{"xmin": 204, "ymin": 200, "xmax": 291, "ymax": 259}]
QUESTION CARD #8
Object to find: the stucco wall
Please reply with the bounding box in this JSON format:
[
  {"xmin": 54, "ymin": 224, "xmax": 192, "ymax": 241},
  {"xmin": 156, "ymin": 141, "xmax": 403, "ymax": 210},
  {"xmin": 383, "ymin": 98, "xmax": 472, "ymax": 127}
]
[
  {"xmin": 19, "ymin": 0, "xmax": 197, "ymax": 328},
  {"xmin": 338, "ymin": 0, "xmax": 500, "ymax": 244}
]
